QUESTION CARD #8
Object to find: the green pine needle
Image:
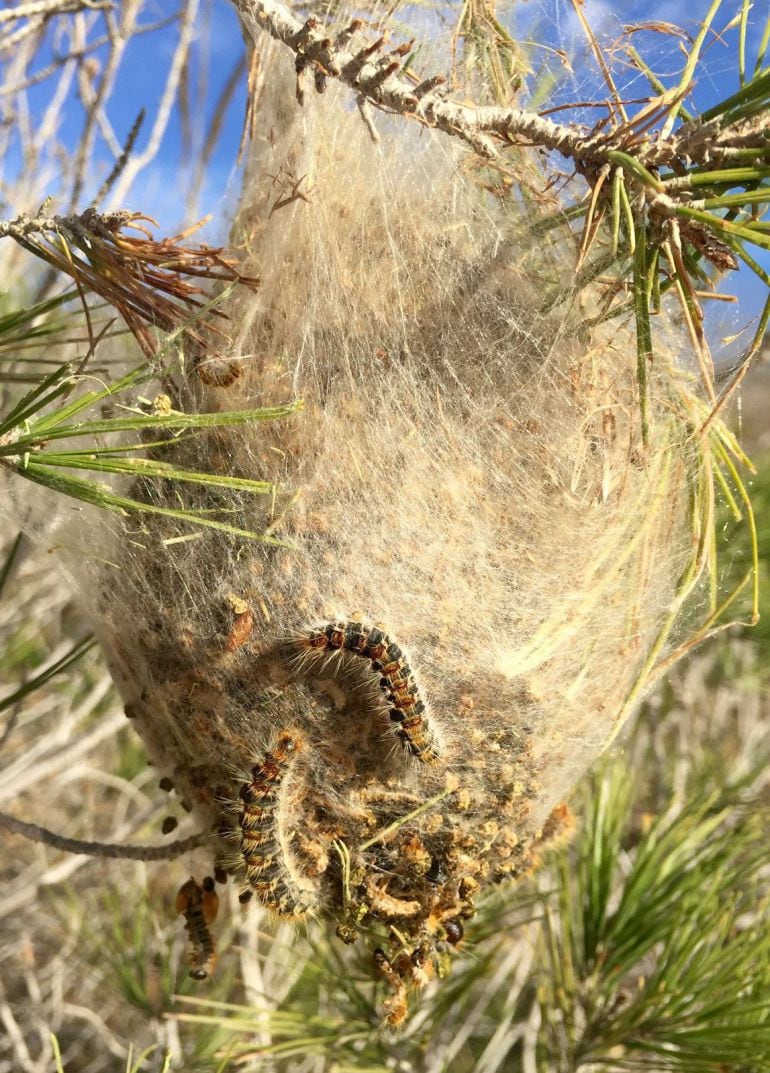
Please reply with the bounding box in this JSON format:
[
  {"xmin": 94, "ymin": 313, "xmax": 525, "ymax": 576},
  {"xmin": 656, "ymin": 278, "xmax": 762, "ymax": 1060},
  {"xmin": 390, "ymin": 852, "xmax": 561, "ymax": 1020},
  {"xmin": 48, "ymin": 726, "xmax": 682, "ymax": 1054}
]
[
  {"xmin": 0, "ymin": 636, "xmax": 96, "ymax": 714},
  {"xmin": 0, "ymin": 359, "xmax": 301, "ymax": 539}
]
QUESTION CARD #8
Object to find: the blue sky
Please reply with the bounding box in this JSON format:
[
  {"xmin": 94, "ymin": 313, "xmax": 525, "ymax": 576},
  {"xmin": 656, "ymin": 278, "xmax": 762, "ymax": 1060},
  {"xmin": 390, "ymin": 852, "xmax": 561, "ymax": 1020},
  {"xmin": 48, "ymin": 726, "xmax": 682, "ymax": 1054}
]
[{"xmin": 7, "ymin": 0, "xmax": 770, "ymax": 356}]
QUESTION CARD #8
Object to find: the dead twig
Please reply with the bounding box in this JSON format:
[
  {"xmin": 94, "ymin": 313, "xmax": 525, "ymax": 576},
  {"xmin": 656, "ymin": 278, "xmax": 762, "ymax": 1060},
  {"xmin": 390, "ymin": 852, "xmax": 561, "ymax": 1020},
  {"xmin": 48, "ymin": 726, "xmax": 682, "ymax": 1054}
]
[
  {"xmin": 0, "ymin": 809, "xmax": 210, "ymax": 859},
  {"xmin": 0, "ymin": 207, "xmax": 259, "ymax": 357}
]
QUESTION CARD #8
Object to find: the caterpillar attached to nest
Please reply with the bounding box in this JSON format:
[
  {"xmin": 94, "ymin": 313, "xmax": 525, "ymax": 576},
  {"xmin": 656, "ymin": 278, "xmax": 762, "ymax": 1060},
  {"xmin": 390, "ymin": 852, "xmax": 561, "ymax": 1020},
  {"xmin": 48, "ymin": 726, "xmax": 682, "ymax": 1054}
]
[
  {"xmin": 238, "ymin": 730, "xmax": 317, "ymax": 916},
  {"xmin": 193, "ymin": 355, "xmax": 242, "ymax": 387},
  {"xmin": 175, "ymin": 876, "xmax": 219, "ymax": 980},
  {"xmin": 373, "ymin": 947, "xmax": 409, "ymax": 1029},
  {"xmin": 298, "ymin": 622, "xmax": 441, "ymax": 763}
]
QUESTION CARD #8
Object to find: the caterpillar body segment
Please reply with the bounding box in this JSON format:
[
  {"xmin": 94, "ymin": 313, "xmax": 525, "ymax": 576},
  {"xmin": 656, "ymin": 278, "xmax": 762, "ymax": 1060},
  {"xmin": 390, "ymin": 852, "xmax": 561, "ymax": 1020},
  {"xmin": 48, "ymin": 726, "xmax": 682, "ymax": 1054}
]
[
  {"xmin": 176, "ymin": 876, "xmax": 219, "ymax": 980},
  {"xmin": 301, "ymin": 621, "xmax": 441, "ymax": 763}
]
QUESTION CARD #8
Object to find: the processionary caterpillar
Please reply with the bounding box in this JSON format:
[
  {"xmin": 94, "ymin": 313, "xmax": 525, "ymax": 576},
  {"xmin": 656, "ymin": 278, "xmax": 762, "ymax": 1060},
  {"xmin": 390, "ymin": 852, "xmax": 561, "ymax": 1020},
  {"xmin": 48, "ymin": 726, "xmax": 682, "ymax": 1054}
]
[
  {"xmin": 175, "ymin": 876, "xmax": 219, "ymax": 980},
  {"xmin": 300, "ymin": 621, "xmax": 441, "ymax": 763},
  {"xmin": 238, "ymin": 730, "xmax": 316, "ymax": 916},
  {"xmin": 373, "ymin": 947, "xmax": 409, "ymax": 1028},
  {"xmin": 193, "ymin": 355, "xmax": 242, "ymax": 387}
]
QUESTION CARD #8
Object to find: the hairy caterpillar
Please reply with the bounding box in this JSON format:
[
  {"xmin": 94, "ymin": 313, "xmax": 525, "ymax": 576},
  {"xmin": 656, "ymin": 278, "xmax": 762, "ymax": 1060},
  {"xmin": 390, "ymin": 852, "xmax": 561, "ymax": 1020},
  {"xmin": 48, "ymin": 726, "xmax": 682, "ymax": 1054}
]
[
  {"xmin": 298, "ymin": 622, "xmax": 441, "ymax": 763},
  {"xmin": 175, "ymin": 876, "xmax": 219, "ymax": 980},
  {"xmin": 238, "ymin": 730, "xmax": 316, "ymax": 916},
  {"xmin": 373, "ymin": 947, "xmax": 409, "ymax": 1028},
  {"xmin": 193, "ymin": 355, "xmax": 242, "ymax": 387}
]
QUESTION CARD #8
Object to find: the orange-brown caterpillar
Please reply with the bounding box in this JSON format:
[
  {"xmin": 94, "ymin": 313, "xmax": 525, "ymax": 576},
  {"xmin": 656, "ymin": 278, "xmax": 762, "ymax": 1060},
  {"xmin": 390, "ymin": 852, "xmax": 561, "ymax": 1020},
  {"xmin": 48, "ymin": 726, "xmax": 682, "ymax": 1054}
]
[
  {"xmin": 373, "ymin": 948, "xmax": 409, "ymax": 1028},
  {"xmin": 300, "ymin": 622, "xmax": 440, "ymax": 763},
  {"xmin": 238, "ymin": 731, "xmax": 316, "ymax": 916},
  {"xmin": 175, "ymin": 876, "xmax": 219, "ymax": 980},
  {"xmin": 193, "ymin": 356, "xmax": 242, "ymax": 387},
  {"xmin": 225, "ymin": 593, "xmax": 254, "ymax": 652}
]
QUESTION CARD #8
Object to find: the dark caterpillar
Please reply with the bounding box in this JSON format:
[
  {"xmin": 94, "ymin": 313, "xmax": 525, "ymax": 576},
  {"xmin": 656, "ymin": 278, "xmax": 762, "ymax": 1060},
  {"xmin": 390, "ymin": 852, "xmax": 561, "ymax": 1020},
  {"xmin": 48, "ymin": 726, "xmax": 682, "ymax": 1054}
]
[
  {"xmin": 238, "ymin": 731, "xmax": 316, "ymax": 916},
  {"xmin": 175, "ymin": 876, "xmax": 219, "ymax": 979},
  {"xmin": 299, "ymin": 621, "xmax": 441, "ymax": 763}
]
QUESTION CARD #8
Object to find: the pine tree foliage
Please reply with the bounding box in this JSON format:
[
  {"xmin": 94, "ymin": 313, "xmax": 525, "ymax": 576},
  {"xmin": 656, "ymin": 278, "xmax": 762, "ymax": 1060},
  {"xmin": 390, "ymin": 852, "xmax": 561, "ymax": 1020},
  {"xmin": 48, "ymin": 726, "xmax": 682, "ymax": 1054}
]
[{"xmin": 0, "ymin": 2, "xmax": 768, "ymax": 1071}]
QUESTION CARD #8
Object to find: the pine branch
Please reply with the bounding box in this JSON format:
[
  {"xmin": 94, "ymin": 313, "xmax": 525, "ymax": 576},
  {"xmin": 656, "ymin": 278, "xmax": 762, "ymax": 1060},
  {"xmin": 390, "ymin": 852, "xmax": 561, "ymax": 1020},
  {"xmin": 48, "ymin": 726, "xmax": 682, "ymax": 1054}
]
[
  {"xmin": 0, "ymin": 809, "xmax": 211, "ymax": 859},
  {"xmin": 234, "ymin": 0, "xmax": 601, "ymax": 159},
  {"xmin": 234, "ymin": 0, "xmax": 768, "ymax": 169},
  {"xmin": 234, "ymin": 0, "xmax": 767, "ymax": 281}
]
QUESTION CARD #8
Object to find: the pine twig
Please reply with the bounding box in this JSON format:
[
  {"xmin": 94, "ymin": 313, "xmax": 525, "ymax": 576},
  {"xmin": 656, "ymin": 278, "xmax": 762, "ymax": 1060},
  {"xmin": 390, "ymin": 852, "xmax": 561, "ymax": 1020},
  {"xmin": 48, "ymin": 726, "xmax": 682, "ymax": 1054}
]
[
  {"xmin": 0, "ymin": 809, "xmax": 211, "ymax": 860},
  {"xmin": 234, "ymin": 0, "xmax": 765, "ymax": 280},
  {"xmin": 0, "ymin": 207, "xmax": 259, "ymax": 358}
]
